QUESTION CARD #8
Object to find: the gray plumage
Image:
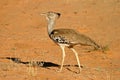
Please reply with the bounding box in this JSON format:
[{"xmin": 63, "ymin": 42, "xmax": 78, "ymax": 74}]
[
  {"xmin": 50, "ymin": 29, "xmax": 100, "ymax": 49},
  {"xmin": 41, "ymin": 11, "xmax": 101, "ymax": 73}
]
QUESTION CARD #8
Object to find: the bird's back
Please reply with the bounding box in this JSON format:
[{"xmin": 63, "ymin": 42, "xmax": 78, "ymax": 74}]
[{"xmin": 50, "ymin": 29, "xmax": 100, "ymax": 49}]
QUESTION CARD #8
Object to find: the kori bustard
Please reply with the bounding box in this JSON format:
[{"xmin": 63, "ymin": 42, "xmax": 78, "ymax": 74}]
[{"xmin": 41, "ymin": 11, "xmax": 102, "ymax": 73}]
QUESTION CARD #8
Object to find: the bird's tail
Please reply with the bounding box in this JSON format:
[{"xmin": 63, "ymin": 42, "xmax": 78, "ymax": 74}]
[{"xmin": 93, "ymin": 43, "xmax": 109, "ymax": 53}]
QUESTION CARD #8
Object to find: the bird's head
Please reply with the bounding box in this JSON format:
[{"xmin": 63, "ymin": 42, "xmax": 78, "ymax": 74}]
[{"xmin": 41, "ymin": 11, "xmax": 61, "ymax": 21}]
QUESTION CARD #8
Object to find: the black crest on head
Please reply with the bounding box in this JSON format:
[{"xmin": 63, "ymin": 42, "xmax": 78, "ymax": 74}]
[{"xmin": 57, "ymin": 13, "xmax": 61, "ymax": 18}]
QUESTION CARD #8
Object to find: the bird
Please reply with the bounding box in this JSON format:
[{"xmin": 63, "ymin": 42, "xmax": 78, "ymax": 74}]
[{"xmin": 41, "ymin": 11, "xmax": 102, "ymax": 73}]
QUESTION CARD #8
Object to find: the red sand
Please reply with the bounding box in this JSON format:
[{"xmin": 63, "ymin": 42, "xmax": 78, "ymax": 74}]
[{"xmin": 0, "ymin": 0, "xmax": 120, "ymax": 80}]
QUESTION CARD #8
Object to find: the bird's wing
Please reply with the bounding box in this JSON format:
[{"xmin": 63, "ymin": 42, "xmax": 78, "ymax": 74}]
[{"xmin": 50, "ymin": 29, "xmax": 100, "ymax": 48}]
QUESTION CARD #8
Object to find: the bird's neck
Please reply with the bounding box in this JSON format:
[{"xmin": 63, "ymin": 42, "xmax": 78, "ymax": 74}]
[{"xmin": 47, "ymin": 19, "xmax": 55, "ymax": 35}]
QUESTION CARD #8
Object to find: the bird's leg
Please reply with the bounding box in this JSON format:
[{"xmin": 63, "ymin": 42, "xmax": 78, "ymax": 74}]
[
  {"xmin": 58, "ymin": 44, "xmax": 66, "ymax": 72},
  {"xmin": 70, "ymin": 48, "xmax": 81, "ymax": 73}
]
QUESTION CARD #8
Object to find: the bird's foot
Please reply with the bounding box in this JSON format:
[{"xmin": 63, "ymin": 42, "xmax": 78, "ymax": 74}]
[{"xmin": 75, "ymin": 68, "xmax": 81, "ymax": 74}]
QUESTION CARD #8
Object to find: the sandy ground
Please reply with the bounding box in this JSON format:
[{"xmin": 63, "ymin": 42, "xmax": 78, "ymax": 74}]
[{"xmin": 0, "ymin": 0, "xmax": 120, "ymax": 80}]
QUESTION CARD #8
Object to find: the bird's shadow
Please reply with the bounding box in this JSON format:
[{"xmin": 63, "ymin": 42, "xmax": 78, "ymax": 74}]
[
  {"xmin": 0, "ymin": 57, "xmax": 59, "ymax": 67},
  {"xmin": 0, "ymin": 57, "xmax": 82, "ymax": 73},
  {"xmin": 0, "ymin": 57, "xmax": 81, "ymax": 67}
]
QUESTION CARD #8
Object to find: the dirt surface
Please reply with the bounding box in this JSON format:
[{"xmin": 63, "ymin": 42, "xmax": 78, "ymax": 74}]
[{"xmin": 0, "ymin": 0, "xmax": 120, "ymax": 80}]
